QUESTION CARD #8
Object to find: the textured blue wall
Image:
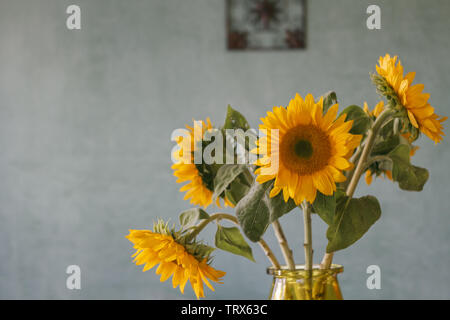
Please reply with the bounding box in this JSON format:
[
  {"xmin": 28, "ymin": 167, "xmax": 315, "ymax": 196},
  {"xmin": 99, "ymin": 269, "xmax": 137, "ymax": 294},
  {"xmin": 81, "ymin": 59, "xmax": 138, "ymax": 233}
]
[{"xmin": 0, "ymin": 0, "xmax": 449, "ymax": 299}]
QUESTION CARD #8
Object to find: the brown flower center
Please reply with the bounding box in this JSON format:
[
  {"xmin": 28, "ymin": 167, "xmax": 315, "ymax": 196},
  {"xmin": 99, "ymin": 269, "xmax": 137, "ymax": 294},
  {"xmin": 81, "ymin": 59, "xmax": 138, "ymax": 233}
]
[{"xmin": 279, "ymin": 125, "xmax": 332, "ymax": 175}]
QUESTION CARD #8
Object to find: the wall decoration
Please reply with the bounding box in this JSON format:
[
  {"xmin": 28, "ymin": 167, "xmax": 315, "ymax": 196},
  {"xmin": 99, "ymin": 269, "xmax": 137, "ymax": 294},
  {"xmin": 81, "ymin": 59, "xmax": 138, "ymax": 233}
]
[{"xmin": 227, "ymin": 0, "xmax": 307, "ymax": 50}]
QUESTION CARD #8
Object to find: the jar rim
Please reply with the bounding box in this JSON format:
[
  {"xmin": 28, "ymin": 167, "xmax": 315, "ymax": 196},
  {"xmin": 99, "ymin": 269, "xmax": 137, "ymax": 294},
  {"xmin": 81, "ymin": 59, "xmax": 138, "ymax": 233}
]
[{"xmin": 267, "ymin": 264, "xmax": 343, "ymax": 276}]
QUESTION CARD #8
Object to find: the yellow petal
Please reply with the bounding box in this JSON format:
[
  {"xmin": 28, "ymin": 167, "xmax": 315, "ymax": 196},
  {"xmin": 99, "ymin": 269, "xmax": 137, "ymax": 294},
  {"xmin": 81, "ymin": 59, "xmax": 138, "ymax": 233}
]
[
  {"xmin": 365, "ymin": 170, "xmax": 373, "ymax": 185},
  {"xmin": 158, "ymin": 262, "xmax": 177, "ymax": 282},
  {"xmin": 288, "ymin": 172, "xmax": 299, "ymax": 199},
  {"xmin": 269, "ymin": 186, "xmax": 282, "ymax": 198},
  {"xmin": 322, "ymin": 104, "xmax": 339, "ymax": 129},
  {"xmin": 407, "ymin": 110, "xmax": 419, "ymax": 128},
  {"xmin": 331, "ymin": 157, "xmax": 352, "ymax": 170},
  {"xmin": 327, "ymin": 165, "xmax": 346, "ymax": 183},
  {"xmin": 198, "ymin": 268, "xmax": 215, "ymax": 292},
  {"xmin": 312, "ymin": 171, "xmax": 333, "ymax": 196}
]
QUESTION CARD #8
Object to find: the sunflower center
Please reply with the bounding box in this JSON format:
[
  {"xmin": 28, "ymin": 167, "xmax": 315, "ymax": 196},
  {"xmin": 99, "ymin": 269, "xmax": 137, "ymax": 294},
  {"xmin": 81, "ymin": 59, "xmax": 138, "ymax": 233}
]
[
  {"xmin": 294, "ymin": 140, "xmax": 313, "ymax": 159},
  {"xmin": 279, "ymin": 125, "xmax": 332, "ymax": 175}
]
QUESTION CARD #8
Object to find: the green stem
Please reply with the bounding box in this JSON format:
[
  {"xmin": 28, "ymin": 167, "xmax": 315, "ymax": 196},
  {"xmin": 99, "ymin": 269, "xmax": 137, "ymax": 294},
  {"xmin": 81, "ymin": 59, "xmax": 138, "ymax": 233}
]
[
  {"xmin": 320, "ymin": 253, "xmax": 334, "ymax": 270},
  {"xmin": 393, "ymin": 118, "xmax": 400, "ymax": 135},
  {"xmin": 302, "ymin": 201, "xmax": 313, "ymax": 271},
  {"xmin": 186, "ymin": 213, "xmax": 238, "ymax": 241},
  {"xmin": 302, "ymin": 201, "xmax": 313, "ymax": 300},
  {"xmin": 344, "ymin": 143, "xmax": 364, "ymax": 189},
  {"xmin": 258, "ymin": 238, "xmax": 281, "ymax": 269},
  {"xmin": 272, "ymin": 220, "xmax": 296, "ymax": 270}
]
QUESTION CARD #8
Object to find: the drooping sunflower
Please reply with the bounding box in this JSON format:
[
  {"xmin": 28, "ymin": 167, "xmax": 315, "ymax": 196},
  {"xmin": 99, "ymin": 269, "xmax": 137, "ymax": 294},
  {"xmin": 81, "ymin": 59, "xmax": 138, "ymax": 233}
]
[
  {"xmin": 126, "ymin": 221, "xmax": 226, "ymax": 299},
  {"xmin": 171, "ymin": 118, "xmax": 234, "ymax": 208},
  {"xmin": 253, "ymin": 93, "xmax": 362, "ymax": 205},
  {"xmin": 375, "ymin": 54, "xmax": 447, "ymax": 143}
]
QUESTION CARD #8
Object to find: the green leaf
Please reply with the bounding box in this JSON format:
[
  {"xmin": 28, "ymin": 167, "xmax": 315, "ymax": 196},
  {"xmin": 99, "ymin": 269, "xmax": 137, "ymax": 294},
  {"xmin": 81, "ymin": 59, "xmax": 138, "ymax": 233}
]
[
  {"xmin": 213, "ymin": 164, "xmax": 247, "ymax": 201},
  {"xmin": 312, "ymin": 189, "xmax": 345, "ymax": 225},
  {"xmin": 326, "ymin": 195, "xmax": 381, "ymax": 253},
  {"xmin": 223, "ymin": 105, "xmax": 250, "ymax": 131},
  {"xmin": 322, "ymin": 91, "xmax": 338, "ymax": 114},
  {"xmin": 235, "ymin": 182, "xmax": 272, "ymax": 242},
  {"xmin": 236, "ymin": 181, "xmax": 297, "ymax": 242},
  {"xmin": 267, "ymin": 191, "xmax": 298, "ymax": 222},
  {"xmin": 224, "ymin": 190, "xmax": 237, "ymax": 206},
  {"xmin": 215, "ymin": 225, "xmax": 255, "ymax": 261},
  {"xmin": 179, "ymin": 208, "xmax": 210, "ymax": 229},
  {"xmin": 340, "ymin": 105, "xmax": 371, "ymax": 135},
  {"xmin": 372, "ymin": 135, "xmax": 401, "ymax": 156},
  {"xmin": 388, "ymin": 144, "xmax": 429, "ymax": 191},
  {"xmin": 224, "ymin": 179, "xmax": 250, "ymax": 206},
  {"xmin": 400, "ymin": 166, "xmax": 429, "ymax": 191},
  {"xmin": 379, "ymin": 118, "xmax": 394, "ymax": 138}
]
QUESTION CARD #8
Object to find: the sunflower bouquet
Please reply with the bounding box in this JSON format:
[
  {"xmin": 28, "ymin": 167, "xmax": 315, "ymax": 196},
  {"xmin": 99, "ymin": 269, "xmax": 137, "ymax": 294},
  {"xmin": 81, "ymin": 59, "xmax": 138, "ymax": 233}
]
[{"xmin": 126, "ymin": 54, "xmax": 446, "ymax": 299}]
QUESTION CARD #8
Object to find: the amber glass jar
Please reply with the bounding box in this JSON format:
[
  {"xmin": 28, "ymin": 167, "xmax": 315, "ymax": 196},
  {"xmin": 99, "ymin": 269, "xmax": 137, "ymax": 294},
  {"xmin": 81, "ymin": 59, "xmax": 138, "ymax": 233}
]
[{"xmin": 267, "ymin": 264, "xmax": 343, "ymax": 300}]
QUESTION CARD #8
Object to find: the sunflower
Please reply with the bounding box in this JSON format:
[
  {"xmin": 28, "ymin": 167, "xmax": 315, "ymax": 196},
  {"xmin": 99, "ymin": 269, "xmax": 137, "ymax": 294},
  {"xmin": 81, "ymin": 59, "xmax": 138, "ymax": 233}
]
[
  {"xmin": 253, "ymin": 93, "xmax": 362, "ymax": 204},
  {"xmin": 126, "ymin": 221, "xmax": 226, "ymax": 299},
  {"xmin": 171, "ymin": 118, "xmax": 234, "ymax": 208},
  {"xmin": 375, "ymin": 54, "xmax": 447, "ymax": 143}
]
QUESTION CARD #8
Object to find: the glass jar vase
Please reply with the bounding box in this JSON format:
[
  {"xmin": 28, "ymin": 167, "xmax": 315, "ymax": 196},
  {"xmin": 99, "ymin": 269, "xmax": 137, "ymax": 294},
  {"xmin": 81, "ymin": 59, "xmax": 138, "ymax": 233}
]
[{"xmin": 267, "ymin": 264, "xmax": 343, "ymax": 300}]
